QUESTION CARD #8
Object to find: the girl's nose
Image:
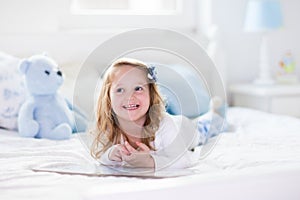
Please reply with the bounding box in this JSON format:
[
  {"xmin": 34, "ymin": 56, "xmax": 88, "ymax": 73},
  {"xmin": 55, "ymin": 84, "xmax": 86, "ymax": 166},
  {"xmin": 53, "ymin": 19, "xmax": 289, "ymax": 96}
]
[{"xmin": 126, "ymin": 92, "xmax": 136, "ymax": 101}]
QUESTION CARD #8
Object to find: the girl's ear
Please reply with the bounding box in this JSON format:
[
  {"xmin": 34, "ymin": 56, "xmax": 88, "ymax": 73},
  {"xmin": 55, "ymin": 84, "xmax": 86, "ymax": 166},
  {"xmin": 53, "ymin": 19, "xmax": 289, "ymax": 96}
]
[{"xmin": 19, "ymin": 59, "xmax": 31, "ymax": 74}]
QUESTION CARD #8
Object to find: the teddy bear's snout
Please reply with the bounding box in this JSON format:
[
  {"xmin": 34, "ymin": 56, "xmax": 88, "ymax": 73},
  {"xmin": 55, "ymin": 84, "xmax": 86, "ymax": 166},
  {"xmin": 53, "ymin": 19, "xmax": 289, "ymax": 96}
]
[{"xmin": 57, "ymin": 71, "xmax": 62, "ymax": 76}]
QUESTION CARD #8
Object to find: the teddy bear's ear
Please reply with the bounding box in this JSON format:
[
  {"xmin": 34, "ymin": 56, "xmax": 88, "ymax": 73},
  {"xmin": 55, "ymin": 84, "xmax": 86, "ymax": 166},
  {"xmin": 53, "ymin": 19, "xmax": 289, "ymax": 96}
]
[{"xmin": 19, "ymin": 59, "xmax": 31, "ymax": 74}]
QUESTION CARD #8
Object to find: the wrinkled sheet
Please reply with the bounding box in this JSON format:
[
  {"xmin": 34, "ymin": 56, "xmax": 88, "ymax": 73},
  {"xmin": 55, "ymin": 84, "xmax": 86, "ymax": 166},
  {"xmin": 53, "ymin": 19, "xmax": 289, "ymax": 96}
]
[{"xmin": 1, "ymin": 107, "xmax": 300, "ymax": 200}]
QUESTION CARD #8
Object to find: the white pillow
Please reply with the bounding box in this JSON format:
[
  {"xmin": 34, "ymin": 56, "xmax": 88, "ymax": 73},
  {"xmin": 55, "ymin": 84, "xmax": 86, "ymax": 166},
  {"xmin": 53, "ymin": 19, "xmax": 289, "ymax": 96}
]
[{"xmin": 0, "ymin": 52, "xmax": 26, "ymax": 130}]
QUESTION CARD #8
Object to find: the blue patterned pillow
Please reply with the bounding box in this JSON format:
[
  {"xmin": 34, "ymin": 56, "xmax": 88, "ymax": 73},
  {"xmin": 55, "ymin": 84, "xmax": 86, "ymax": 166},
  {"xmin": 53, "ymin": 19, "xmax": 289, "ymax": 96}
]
[{"xmin": 0, "ymin": 52, "xmax": 26, "ymax": 130}]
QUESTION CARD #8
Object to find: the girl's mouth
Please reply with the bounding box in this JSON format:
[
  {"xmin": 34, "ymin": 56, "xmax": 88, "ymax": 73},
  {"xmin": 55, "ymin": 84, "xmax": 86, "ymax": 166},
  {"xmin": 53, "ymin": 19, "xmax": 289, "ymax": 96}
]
[{"xmin": 123, "ymin": 104, "xmax": 140, "ymax": 110}]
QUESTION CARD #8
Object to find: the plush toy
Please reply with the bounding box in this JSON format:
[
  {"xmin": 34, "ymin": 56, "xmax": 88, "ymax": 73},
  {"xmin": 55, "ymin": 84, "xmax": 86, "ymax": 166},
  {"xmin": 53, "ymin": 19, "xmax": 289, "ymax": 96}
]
[{"xmin": 17, "ymin": 54, "xmax": 86, "ymax": 140}]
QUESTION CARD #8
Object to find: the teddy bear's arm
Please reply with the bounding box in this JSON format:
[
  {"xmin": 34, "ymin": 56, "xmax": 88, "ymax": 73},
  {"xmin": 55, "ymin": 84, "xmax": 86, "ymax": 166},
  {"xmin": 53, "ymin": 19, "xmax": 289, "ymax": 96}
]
[
  {"xmin": 18, "ymin": 101, "xmax": 39, "ymax": 137},
  {"xmin": 19, "ymin": 101, "xmax": 36, "ymax": 119}
]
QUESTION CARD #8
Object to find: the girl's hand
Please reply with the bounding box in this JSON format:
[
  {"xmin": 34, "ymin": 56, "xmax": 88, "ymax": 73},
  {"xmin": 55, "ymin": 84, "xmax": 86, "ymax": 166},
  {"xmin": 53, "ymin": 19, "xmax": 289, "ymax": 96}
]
[
  {"xmin": 123, "ymin": 141, "xmax": 150, "ymax": 153},
  {"xmin": 108, "ymin": 144, "xmax": 130, "ymax": 162},
  {"xmin": 121, "ymin": 141, "xmax": 155, "ymax": 168},
  {"xmin": 135, "ymin": 141, "xmax": 151, "ymax": 152}
]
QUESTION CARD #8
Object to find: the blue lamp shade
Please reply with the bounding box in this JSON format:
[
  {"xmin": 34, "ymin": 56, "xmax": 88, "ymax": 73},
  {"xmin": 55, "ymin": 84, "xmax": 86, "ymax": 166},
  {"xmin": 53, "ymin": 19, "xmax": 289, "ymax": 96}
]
[{"xmin": 244, "ymin": 0, "xmax": 283, "ymax": 32}]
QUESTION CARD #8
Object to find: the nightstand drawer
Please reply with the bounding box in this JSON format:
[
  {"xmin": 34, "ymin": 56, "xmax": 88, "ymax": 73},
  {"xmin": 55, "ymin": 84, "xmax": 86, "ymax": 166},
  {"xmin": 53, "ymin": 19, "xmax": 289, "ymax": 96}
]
[
  {"xmin": 232, "ymin": 94, "xmax": 269, "ymax": 112},
  {"xmin": 271, "ymin": 97, "xmax": 300, "ymax": 117}
]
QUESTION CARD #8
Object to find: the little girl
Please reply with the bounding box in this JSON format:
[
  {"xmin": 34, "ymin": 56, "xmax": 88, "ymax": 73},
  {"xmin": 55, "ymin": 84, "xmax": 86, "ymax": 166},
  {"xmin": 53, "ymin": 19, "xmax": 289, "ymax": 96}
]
[{"xmin": 91, "ymin": 58, "xmax": 222, "ymax": 170}]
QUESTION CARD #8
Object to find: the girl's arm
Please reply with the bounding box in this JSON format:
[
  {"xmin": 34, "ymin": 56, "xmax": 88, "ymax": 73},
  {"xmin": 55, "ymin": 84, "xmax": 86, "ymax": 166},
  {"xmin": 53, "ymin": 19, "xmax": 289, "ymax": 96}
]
[
  {"xmin": 150, "ymin": 114, "xmax": 200, "ymax": 170},
  {"xmin": 99, "ymin": 144, "xmax": 129, "ymax": 166}
]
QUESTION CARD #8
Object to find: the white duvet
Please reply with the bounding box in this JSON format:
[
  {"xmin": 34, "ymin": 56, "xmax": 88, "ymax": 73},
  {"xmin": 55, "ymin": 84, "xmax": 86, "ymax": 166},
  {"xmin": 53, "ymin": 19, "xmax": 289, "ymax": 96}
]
[{"xmin": 1, "ymin": 107, "xmax": 300, "ymax": 200}]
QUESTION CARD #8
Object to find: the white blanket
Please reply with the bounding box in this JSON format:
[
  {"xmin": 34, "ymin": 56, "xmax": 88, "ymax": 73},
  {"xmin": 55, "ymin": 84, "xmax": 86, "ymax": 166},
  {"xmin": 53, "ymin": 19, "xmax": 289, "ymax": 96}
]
[{"xmin": 1, "ymin": 107, "xmax": 300, "ymax": 200}]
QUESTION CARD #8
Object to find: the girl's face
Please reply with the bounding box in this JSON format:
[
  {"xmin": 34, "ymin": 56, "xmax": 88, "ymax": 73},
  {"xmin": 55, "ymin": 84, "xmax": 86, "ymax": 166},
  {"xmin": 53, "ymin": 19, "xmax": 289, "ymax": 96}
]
[{"xmin": 109, "ymin": 65, "xmax": 150, "ymax": 126}]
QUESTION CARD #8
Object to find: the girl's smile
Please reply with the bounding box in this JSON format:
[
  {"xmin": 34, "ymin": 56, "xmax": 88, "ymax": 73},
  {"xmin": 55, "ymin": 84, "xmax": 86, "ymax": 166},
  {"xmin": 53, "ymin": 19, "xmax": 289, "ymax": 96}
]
[{"xmin": 123, "ymin": 104, "xmax": 140, "ymax": 110}]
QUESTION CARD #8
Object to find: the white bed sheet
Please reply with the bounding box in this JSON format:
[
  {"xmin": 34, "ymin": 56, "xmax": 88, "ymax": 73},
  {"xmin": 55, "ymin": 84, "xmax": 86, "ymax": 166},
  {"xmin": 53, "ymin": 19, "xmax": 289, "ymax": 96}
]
[{"xmin": 1, "ymin": 107, "xmax": 300, "ymax": 200}]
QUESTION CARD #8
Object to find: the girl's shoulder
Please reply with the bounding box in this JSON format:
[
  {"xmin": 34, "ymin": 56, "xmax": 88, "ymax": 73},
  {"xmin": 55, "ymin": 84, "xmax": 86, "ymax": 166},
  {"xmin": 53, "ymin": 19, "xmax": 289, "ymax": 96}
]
[
  {"xmin": 159, "ymin": 112, "xmax": 176, "ymax": 127},
  {"xmin": 158, "ymin": 113, "xmax": 193, "ymax": 133},
  {"xmin": 155, "ymin": 113, "xmax": 198, "ymax": 148}
]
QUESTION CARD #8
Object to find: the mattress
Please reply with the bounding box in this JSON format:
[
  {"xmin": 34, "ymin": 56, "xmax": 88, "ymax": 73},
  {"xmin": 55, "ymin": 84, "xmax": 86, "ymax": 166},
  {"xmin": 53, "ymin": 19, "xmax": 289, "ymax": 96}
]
[{"xmin": 1, "ymin": 107, "xmax": 300, "ymax": 200}]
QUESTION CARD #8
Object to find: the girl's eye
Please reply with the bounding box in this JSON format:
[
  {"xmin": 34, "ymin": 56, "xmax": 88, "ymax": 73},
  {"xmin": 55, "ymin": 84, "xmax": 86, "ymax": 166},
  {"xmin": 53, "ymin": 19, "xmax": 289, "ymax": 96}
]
[
  {"xmin": 135, "ymin": 86, "xmax": 143, "ymax": 91},
  {"xmin": 116, "ymin": 88, "xmax": 124, "ymax": 93},
  {"xmin": 45, "ymin": 70, "xmax": 50, "ymax": 75}
]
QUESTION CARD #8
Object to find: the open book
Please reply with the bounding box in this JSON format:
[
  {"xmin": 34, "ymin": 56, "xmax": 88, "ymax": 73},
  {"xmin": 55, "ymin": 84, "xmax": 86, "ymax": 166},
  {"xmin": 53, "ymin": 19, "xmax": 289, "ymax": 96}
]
[{"xmin": 32, "ymin": 162, "xmax": 197, "ymax": 179}]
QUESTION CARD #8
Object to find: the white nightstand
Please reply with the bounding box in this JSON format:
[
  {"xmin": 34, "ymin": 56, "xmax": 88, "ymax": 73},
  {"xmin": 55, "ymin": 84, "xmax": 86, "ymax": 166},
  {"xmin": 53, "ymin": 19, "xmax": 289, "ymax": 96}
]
[{"xmin": 229, "ymin": 83, "xmax": 300, "ymax": 117}]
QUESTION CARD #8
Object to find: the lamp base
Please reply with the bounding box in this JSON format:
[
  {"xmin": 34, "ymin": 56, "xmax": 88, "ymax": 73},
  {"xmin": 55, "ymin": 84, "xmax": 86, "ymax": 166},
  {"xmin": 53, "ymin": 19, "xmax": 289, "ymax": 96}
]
[{"xmin": 253, "ymin": 35, "xmax": 275, "ymax": 86}]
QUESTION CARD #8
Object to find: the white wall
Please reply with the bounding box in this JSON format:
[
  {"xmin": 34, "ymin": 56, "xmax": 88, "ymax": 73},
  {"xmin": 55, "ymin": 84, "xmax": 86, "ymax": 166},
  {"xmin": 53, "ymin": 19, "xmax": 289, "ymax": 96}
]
[
  {"xmin": 0, "ymin": 0, "xmax": 118, "ymax": 64},
  {"xmin": 211, "ymin": 0, "xmax": 300, "ymax": 84},
  {"xmin": 0, "ymin": 0, "xmax": 299, "ymax": 86},
  {"xmin": 0, "ymin": 0, "xmax": 199, "ymax": 64}
]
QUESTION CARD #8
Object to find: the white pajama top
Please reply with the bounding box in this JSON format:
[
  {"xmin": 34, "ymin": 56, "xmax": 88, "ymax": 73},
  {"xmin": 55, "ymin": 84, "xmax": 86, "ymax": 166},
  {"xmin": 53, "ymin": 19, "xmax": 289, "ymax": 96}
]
[{"xmin": 99, "ymin": 113, "xmax": 202, "ymax": 170}]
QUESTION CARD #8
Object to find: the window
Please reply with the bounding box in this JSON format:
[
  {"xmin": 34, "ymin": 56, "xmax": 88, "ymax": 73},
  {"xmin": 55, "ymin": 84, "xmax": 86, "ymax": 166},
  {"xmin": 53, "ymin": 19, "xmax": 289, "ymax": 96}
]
[
  {"xmin": 71, "ymin": 0, "xmax": 179, "ymax": 15},
  {"xmin": 59, "ymin": 0, "xmax": 197, "ymax": 31}
]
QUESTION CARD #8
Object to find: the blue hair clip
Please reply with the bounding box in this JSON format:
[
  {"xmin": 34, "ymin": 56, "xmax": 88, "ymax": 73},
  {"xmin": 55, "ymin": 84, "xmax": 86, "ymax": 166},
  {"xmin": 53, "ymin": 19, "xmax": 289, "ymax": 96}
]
[{"xmin": 147, "ymin": 64, "xmax": 157, "ymax": 82}]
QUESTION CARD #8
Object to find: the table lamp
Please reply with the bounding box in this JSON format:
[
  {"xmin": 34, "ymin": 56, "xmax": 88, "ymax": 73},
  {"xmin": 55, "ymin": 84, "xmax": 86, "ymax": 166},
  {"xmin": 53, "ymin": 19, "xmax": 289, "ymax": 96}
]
[{"xmin": 244, "ymin": 0, "xmax": 283, "ymax": 85}]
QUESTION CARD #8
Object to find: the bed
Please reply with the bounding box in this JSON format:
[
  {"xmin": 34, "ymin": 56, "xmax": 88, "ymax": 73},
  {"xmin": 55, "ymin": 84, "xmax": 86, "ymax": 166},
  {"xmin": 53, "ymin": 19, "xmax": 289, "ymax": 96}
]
[
  {"xmin": 1, "ymin": 28, "xmax": 300, "ymax": 199},
  {"xmin": 1, "ymin": 107, "xmax": 300, "ymax": 200}
]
